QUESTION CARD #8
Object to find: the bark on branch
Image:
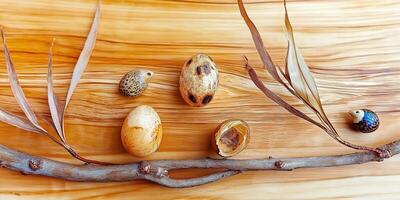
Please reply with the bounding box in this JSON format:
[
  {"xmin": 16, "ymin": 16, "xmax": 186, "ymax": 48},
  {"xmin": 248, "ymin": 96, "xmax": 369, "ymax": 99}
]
[{"xmin": 0, "ymin": 139, "xmax": 398, "ymax": 188}]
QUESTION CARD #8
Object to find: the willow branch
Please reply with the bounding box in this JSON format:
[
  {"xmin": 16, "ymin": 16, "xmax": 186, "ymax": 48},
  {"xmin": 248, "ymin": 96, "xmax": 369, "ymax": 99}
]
[{"xmin": 0, "ymin": 139, "xmax": 397, "ymax": 188}]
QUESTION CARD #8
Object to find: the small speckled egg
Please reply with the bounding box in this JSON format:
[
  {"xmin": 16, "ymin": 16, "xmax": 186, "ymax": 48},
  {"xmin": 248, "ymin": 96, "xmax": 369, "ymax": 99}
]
[
  {"xmin": 119, "ymin": 70, "xmax": 154, "ymax": 97},
  {"xmin": 350, "ymin": 109, "xmax": 379, "ymax": 133},
  {"xmin": 179, "ymin": 54, "xmax": 219, "ymax": 107}
]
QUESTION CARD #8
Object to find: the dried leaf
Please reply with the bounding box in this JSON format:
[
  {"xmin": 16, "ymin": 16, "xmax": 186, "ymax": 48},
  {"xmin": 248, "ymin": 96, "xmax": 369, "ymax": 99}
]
[
  {"xmin": 61, "ymin": 4, "xmax": 100, "ymax": 137},
  {"xmin": 238, "ymin": 0, "xmax": 328, "ymax": 130},
  {"xmin": 276, "ymin": 64, "xmax": 290, "ymax": 84},
  {"xmin": 0, "ymin": 6, "xmax": 109, "ymax": 163},
  {"xmin": 0, "ymin": 109, "xmax": 41, "ymax": 133},
  {"xmin": 47, "ymin": 39, "xmax": 64, "ymax": 142},
  {"xmin": 244, "ymin": 57, "xmax": 327, "ymax": 131},
  {"xmin": 1, "ymin": 30, "xmax": 46, "ymax": 134},
  {"xmin": 279, "ymin": 0, "xmax": 378, "ymax": 153},
  {"xmin": 284, "ymin": 42, "xmax": 291, "ymax": 84},
  {"xmin": 283, "ymin": 1, "xmax": 335, "ymax": 131},
  {"xmin": 237, "ymin": 0, "xmax": 296, "ymax": 96},
  {"xmin": 285, "ymin": 5, "xmax": 320, "ymax": 106}
]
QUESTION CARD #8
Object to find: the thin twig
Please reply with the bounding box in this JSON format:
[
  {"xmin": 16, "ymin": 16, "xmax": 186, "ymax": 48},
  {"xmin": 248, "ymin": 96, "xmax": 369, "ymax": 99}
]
[{"xmin": 0, "ymin": 139, "xmax": 396, "ymax": 188}]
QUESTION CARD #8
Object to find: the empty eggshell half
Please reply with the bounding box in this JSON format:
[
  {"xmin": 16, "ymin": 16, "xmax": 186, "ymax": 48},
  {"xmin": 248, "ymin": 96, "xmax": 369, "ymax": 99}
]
[{"xmin": 211, "ymin": 119, "xmax": 250, "ymax": 157}]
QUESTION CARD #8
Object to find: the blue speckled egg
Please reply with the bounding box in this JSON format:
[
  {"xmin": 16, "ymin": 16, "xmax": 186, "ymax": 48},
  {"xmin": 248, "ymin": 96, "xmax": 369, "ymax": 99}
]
[{"xmin": 350, "ymin": 109, "xmax": 379, "ymax": 133}]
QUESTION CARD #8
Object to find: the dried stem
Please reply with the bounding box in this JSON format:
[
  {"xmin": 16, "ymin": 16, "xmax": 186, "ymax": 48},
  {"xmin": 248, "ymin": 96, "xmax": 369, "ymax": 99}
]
[
  {"xmin": 0, "ymin": 139, "xmax": 396, "ymax": 188},
  {"xmin": 239, "ymin": 0, "xmax": 380, "ymax": 155},
  {"xmin": 38, "ymin": 128, "xmax": 111, "ymax": 165}
]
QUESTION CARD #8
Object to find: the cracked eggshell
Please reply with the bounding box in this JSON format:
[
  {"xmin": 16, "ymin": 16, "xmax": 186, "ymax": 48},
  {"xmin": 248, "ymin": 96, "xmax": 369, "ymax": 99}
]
[
  {"xmin": 179, "ymin": 54, "xmax": 219, "ymax": 107},
  {"xmin": 211, "ymin": 119, "xmax": 250, "ymax": 158},
  {"xmin": 121, "ymin": 105, "xmax": 162, "ymax": 157}
]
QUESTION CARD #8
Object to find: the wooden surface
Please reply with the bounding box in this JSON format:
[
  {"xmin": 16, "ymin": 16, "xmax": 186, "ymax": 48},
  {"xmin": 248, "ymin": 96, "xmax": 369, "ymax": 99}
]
[{"xmin": 0, "ymin": 0, "xmax": 399, "ymax": 199}]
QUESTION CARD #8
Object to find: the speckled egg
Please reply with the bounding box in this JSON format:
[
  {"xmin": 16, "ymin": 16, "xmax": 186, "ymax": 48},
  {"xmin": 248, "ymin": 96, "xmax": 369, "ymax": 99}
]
[
  {"xmin": 179, "ymin": 54, "xmax": 219, "ymax": 107},
  {"xmin": 119, "ymin": 70, "xmax": 153, "ymax": 97},
  {"xmin": 350, "ymin": 109, "xmax": 380, "ymax": 133}
]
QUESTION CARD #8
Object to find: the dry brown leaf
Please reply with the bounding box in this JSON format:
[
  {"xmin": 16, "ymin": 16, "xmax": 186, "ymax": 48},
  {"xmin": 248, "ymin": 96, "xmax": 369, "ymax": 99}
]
[
  {"xmin": 237, "ymin": 0, "xmax": 296, "ymax": 96},
  {"xmin": 276, "ymin": 64, "xmax": 290, "ymax": 84},
  {"xmin": 47, "ymin": 39, "xmax": 64, "ymax": 142},
  {"xmin": 61, "ymin": 4, "xmax": 100, "ymax": 139},
  {"xmin": 238, "ymin": 0, "xmax": 328, "ymax": 130},
  {"xmin": 283, "ymin": 1, "xmax": 336, "ymax": 133},
  {"xmin": 0, "ymin": 5, "xmax": 110, "ymax": 164},
  {"xmin": 244, "ymin": 57, "xmax": 327, "ymax": 131},
  {"xmin": 284, "ymin": 2, "xmax": 321, "ymax": 109},
  {"xmin": 239, "ymin": 0, "xmax": 379, "ymax": 154},
  {"xmin": 0, "ymin": 109, "xmax": 41, "ymax": 133},
  {"xmin": 1, "ymin": 30, "xmax": 46, "ymax": 134},
  {"xmin": 284, "ymin": 42, "xmax": 291, "ymax": 84}
]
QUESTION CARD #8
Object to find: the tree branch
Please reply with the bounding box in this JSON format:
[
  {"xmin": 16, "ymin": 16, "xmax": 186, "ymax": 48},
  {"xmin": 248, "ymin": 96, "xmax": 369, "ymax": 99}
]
[{"xmin": 0, "ymin": 140, "xmax": 397, "ymax": 187}]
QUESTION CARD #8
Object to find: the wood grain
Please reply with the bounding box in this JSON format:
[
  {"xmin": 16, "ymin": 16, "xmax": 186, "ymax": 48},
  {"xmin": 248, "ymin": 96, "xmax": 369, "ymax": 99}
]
[{"xmin": 0, "ymin": 0, "xmax": 399, "ymax": 199}]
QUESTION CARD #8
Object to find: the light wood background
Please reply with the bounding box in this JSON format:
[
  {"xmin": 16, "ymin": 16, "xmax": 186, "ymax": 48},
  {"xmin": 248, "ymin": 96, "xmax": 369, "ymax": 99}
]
[{"xmin": 0, "ymin": 0, "xmax": 399, "ymax": 199}]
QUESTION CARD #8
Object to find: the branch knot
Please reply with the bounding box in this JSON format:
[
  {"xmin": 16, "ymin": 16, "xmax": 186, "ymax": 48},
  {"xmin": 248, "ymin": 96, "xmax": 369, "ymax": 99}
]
[
  {"xmin": 376, "ymin": 148, "xmax": 392, "ymax": 160},
  {"xmin": 139, "ymin": 161, "xmax": 168, "ymax": 178},
  {"xmin": 274, "ymin": 160, "xmax": 285, "ymax": 169},
  {"xmin": 28, "ymin": 159, "xmax": 42, "ymax": 171}
]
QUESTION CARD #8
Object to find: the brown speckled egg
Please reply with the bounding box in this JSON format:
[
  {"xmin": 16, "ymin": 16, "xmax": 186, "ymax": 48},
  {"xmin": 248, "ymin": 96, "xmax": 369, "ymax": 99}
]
[
  {"xmin": 119, "ymin": 70, "xmax": 154, "ymax": 97},
  {"xmin": 179, "ymin": 54, "xmax": 219, "ymax": 107}
]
